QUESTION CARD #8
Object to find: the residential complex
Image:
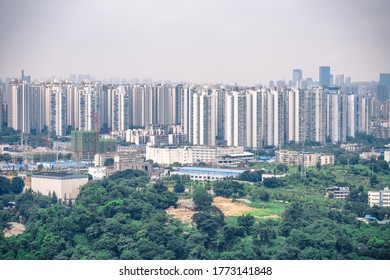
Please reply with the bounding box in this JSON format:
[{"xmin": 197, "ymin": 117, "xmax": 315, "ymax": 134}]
[{"xmin": 0, "ymin": 70, "xmax": 389, "ymax": 150}]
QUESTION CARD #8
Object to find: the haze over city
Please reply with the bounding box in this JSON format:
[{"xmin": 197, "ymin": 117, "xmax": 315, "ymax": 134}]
[{"xmin": 1, "ymin": 0, "xmax": 389, "ymax": 85}]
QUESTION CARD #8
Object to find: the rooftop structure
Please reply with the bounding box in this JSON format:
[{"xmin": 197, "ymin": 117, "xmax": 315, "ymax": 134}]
[{"xmin": 171, "ymin": 167, "xmax": 246, "ymax": 181}]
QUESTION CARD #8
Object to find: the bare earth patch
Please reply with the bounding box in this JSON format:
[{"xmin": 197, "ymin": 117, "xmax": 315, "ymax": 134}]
[
  {"xmin": 166, "ymin": 197, "xmax": 261, "ymax": 224},
  {"xmin": 213, "ymin": 197, "xmax": 257, "ymax": 216},
  {"xmin": 3, "ymin": 222, "xmax": 25, "ymax": 238},
  {"xmin": 166, "ymin": 206, "xmax": 197, "ymax": 224}
]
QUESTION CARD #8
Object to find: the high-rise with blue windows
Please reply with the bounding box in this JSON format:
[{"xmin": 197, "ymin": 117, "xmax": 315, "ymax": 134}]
[
  {"xmin": 319, "ymin": 66, "xmax": 331, "ymax": 88},
  {"xmin": 377, "ymin": 73, "xmax": 390, "ymax": 102},
  {"xmin": 292, "ymin": 69, "xmax": 302, "ymax": 87}
]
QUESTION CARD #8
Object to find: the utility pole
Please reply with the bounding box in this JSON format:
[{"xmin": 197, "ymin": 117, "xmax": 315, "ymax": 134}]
[{"xmin": 301, "ymin": 144, "xmax": 306, "ymax": 179}]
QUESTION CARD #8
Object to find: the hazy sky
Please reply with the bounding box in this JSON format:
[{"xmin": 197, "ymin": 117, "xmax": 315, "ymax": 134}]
[{"xmin": 0, "ymin": 0, "xmax": 389, "ymax": 85}]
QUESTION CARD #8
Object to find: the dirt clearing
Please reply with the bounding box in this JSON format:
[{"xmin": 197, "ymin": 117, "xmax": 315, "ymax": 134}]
[
  {"xmin": 3, "ymin": 222, "xmax": 25, "ymax": 238},
  {"xmin": 166, "ymin": 196, "xmax": 261, "ymax": 224}
]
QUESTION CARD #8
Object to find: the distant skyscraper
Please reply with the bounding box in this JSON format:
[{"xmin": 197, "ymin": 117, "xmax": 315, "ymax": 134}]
[
  {"xmin": 306, "ymin": 88, "xmax": 326, "ymax": 143},
  {"xmin": 179, "ymin": 84, "xmax": 193, "ymax": 143},
  {"xmin": 377, "ymin": 73, "xmax": 390, "ymax": 102},
  {"xmin": 292, "ymin": 69, "xmax": 302, "ymax": 86},
  {"xmin": 216, "ymin": 88, "xmax": 226, "ymax": 145},
  {"xmin": 335, "ymin": 74, "xmax": 345, "ymax": 86},
  {"xmin": 192, "ymin": 91, "xmax": 217, "ymax": 146},
  {"xmin": 357, "ymin": 95, "xmax": 369, "ymax": 133},
  {"xmin": 276, "ymin": 80, "xmax": 286, "ymax": 89},
  {"xmin": 6, "ymin": 79, "xmax": 31, "ymax": 133},
  {"xmin": 326, "ymin": 87, "xmax": 348, "ymax": 143},
  {"xmin": 0, "ymin": 81, "xmax": 4, "ymax": 130},
  {"xmin": 225, "ymin": 91, "xmax": 247, "ymax": 146},
  {"xmin": 319, "ymin": 66, "xmax": 331, "ymax": 88},
  {"xmin": 21, "ymin": 69, "xmax": 31, "ymax": 83}
]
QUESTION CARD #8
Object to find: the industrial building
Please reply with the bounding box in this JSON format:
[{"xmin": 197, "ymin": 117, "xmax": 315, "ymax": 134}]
[
  {"xmin": 30, "ymin": 172, "xmax": 89, "ymax": 202},
  {"xmin": 171, "ymin": 167, "xmax": 245, "ymax": 181}
]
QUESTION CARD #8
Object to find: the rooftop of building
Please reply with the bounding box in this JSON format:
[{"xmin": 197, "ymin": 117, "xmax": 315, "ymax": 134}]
[
  {"xmin": 71, "ymin": 130, "xmax": 97, "ymax": 134},
  {"xmin": 174, "ymin": 167, "xmax": 246, "ymax": 176},
  {"xmin": 32, "ymin": 172, "xmax": 88, "ymax": 178}
]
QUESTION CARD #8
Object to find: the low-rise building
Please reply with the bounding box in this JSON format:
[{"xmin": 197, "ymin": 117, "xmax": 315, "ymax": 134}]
[
  {"xmin": 113, "ymin": 161, "xmax": 154, "ymax": 177},
  {"xmin": 384, "ymin": 150, "xmax": 390, "ymax": 163},
  {"xmin": 218, "ymin": 152, "xmax": 255, "ymax": 167},
  {"xmin": 171, "ymin": 167, "xmax": 246, "ymax": 181},
  {"xmin": 275, "ymin": 150, "xmax": 334, "ymax": 167},
  {"xmin": 368, "ymin": 187, "xmax": 390, "ymax": 207},
  {"xmin": 146, "ymin": 145, "xmax": 247, "ymax": 166},
  {"xmin": 192, "ymin": 146, "xmax": 245, "ymax": 164},
  {"xmin": 261, "ymin": 174, "xmax": 288, "ymax": 181},
  {"xmin": 88, "ymin": 166, "xmax": 107, "ymax": 180},
  {"xmin": 319, "ymin": 154, "xmax": 335, "ymax": 165},
  {"xmin": 340, "ymin": 143, "xmax": 362, "ymax": 152},
  {"xmin": 31, "ymin": 172, "xmax": 88, "ymax": 202},
  {"xmin": 146, "ymin": 145, "xmax": 193, "ymax": 165},
  {"xmin": 325, "ymin": 186, "xmax": 350, "ymax": 199},
  {"xmin": 360, "ymin": 151, "xmax": 381, "ymax": 160}
]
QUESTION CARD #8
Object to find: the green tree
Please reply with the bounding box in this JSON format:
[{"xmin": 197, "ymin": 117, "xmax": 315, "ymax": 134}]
[
  {"xmin": 0, "ymin": 176, "xmax": 11, "ymax": 195},
  {"xmin": 259, "ymin": 190, "xmax": 270, "ymax": 202},
  {"xmin": 192, "ymin": 187, "xmax": 213, "ymax": 211},
  {"xmin": 237, "ymin": 214, "xmax": 255, "ymax": 235},
  {"xmin": 153, "ymin": 181, "xmax": 167, "ymax": 193},
  {"xmin": 104, "ymin": 158, "xmax": 114, "ymax": 166},
  {"xmin": 11, "ymin": 177, "xmax": 24, "ymax": 194},
  {"xmin": 263, "ymin": 177, "xmax": 285, "ymax": 188},
  {"xmin": 238, "ymin": 171, "xmax": 263, "ymax": 182},
  {"xmin": 192, "ymin": 212, "xmax": 219, "ymax": 237},
  {"xmin": 214, "ymin": 180, "xmax": 245, "ymax": 198},
  {"xmin": 276, "ymin": 164, "xmax": 288, "ymax": 173},
  {"xmin": 369, "ymin": 175, "xmax": 379, "ymax": 188},
  {"xmin": 173, "ymin": 182, "xmax": 185, "ymax": 193}
]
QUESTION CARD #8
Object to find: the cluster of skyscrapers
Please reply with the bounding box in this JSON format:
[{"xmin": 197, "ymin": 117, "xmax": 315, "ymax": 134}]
[{"xmin": 0, "ymin": 68, "xmax": 389, "ymax": 149}]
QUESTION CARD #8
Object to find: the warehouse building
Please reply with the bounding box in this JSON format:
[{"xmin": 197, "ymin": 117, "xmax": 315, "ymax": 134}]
[{"xmin": 31, "ymin": 172, "xmax": 88, "ymax": 202}]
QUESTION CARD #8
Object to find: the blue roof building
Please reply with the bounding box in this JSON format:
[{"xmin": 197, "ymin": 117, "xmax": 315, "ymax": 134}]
[{"xmin": 171, "ymin": 167, "xmax": 246, "ymax": 181}]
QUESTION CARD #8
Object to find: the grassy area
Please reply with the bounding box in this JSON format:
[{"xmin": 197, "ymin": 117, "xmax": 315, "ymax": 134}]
[
  {"xmin": 246, "ymin": 200, "xmax": 286, "ymax": 218},
  {"xmin": 249, "ymin": 162, "xmax": 298, "ymax": 175}
]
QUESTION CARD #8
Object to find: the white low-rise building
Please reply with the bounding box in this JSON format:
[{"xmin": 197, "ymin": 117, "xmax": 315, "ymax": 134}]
[
  {"xmin": 192, "ymin": 146, "xmax": 245, "ymax": 164},
  {"xmin": 171, "ymin": 167, "xmax": 246, "ymax": 181},
  {"xmin": 384, "ymin": 150, "xmax": 390, "ymax": 163},
  {"xmin": 360, "ymin": 151, "xmax": 381, "ymax": 160},
  {"xmin": 368, "ymin": 187, "xmax": 390, "ymax": 207},
  {"xmin": 325, "ymin": 186, "xmax": 350, "ymax": 199},
  {"xmin": 262, "ymin": 174, "xmax": 288, "ymax": 181},
  {"xmin": 31, "ymin": 172, "xmax": 89, "ymax": 202},
  {"xmin": 88, "ymin": 166, "xmax": 107, "ymax": 180},
  {"xmin": 275, "ymin": 150, "xmax": 334, "ymax": 167},
  {"xmin": 146, "ymin": 145, "xmax": 247, "ymax": 166},
  {"xmin": 146, "ymin": 145, "xmax": 193, "ymax": 165},
  {"xmin": 340, "ymin": 143, "xmax": 362, "ymax": 152}
]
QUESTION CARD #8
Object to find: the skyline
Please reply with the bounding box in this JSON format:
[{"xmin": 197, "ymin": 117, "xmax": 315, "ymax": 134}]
[{"xmin": 1, "ymin": 0, "xmax": 389, "ymax": 85}]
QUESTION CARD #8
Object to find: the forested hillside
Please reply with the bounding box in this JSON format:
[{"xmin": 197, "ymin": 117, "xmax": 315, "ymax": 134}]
[{"xmin": 1, "ymin": 169, "xmax": 390, "ymax": 260}]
